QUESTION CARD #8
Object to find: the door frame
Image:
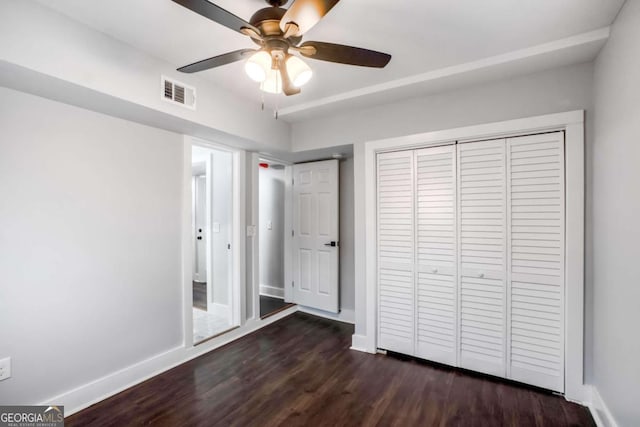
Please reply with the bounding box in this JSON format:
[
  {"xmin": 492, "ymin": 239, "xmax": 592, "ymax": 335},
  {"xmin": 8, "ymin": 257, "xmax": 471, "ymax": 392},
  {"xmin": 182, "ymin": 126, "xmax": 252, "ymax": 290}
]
[
  {"xmin": 249, "ymin": 153, "xmax": 294, "ymax": 321},
  {"xmin": 182, "ymin": 136, "xmax": 246, "ymax": 347},
  {"xmin": 356, "ymin": 110, "xmax": 586, "ymax": 403}
]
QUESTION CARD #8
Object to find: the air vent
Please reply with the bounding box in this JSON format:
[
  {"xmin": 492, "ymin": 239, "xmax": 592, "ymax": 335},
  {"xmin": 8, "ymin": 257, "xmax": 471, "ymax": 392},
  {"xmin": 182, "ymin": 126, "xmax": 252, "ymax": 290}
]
[{"xmin": 161, "ymin": 76, "xmax": 196, "ymax": 110}]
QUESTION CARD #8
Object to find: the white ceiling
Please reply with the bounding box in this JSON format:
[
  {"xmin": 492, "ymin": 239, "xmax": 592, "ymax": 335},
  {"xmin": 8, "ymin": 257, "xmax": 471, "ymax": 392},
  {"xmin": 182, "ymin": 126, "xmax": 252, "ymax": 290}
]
[{"xmin": 36, "ymin": 0, "xmax": 623, "ymax": 118}]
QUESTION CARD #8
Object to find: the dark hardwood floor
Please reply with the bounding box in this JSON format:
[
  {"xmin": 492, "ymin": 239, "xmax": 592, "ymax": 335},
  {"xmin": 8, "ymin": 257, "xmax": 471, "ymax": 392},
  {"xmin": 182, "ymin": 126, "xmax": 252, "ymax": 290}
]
[
  {"xmin": 66, "ymin": 313, "xmax": 594, "ymax": 427},
  {"xmin": 260, "ymin": 294, "xmax": 294, "ymax": 318},
  {"xmin": 193, "ymin": 281, "xmax": 206, "ymax": 311}
]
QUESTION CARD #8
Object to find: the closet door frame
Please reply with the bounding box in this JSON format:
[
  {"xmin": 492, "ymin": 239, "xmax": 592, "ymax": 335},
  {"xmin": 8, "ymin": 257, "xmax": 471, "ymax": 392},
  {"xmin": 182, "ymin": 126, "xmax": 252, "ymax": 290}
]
[{"xmin": 361, "ymin": 110, "xmax": 587, "ymax": 403}]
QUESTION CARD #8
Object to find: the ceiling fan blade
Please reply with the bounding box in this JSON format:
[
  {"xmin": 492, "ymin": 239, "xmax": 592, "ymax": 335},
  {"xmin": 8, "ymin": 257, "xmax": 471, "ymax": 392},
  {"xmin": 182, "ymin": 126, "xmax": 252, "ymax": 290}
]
[
  {"xmin": 278, "ymin": 58, "xmax": 301, "ymax": 96},
  {"xmin": 171, "ymin": 0, "xmax": 259, "ymax": 35},
  {"xmin": 280, "ymin": 0, "xmax": 341, "ymax": 37},
  {"xmin": 178, "ymin": 49, "xmax": 256, "ymax": 73},
  {"xmin": 299, "ymin": 41, "xmax": 391, "ymax": 68}
]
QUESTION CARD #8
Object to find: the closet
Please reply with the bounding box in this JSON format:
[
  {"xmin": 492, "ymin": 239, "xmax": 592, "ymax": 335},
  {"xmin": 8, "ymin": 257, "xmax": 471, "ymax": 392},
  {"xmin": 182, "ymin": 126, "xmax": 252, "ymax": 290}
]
[{"xmin": 377, "ymin": 131, "xmax": 565, "ymax": 392}]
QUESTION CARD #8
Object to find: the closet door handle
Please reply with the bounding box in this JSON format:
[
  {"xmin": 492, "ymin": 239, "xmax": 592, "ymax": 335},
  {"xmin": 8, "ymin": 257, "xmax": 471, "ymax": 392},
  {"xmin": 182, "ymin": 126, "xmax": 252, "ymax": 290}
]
[
  {"xmin": 431, "ymin": 268, "xmax": 438, "ymax": 274},
  {"xmin": 478, "ymin": 273, "xmax": 485, "ymax": 278}
]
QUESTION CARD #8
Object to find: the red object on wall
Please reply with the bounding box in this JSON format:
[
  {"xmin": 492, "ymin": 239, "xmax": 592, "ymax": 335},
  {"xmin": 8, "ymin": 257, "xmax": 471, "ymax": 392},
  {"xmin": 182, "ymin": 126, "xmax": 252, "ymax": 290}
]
[{"xmin": 259, "ymin": 163, "xmax": 269, "ymax": 169}]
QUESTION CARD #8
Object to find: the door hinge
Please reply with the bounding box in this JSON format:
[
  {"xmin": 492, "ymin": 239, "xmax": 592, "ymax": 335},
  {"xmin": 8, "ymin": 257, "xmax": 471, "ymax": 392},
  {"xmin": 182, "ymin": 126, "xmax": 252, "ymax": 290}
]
[
  {"xmin": 292, "ymin": 229, "xmax": 295, "ymax": 237},
  {"xmin": 291, "ymin": 281, "xmax": 294, "ymax": 287}
]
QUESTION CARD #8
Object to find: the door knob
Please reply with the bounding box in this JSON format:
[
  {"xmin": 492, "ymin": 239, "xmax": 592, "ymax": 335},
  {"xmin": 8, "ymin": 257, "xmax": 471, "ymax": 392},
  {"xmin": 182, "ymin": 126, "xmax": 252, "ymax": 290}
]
[
  {"xmin": 432, "ymin": 268, "xmax": 438, "ymax": 273},
  {"xmin": 478, "ymin": 273, "xmax": 485, "ymax": 278},
  {"xmin": 324, "ymin": 241, "xmax": 338, "ymax": 247}
]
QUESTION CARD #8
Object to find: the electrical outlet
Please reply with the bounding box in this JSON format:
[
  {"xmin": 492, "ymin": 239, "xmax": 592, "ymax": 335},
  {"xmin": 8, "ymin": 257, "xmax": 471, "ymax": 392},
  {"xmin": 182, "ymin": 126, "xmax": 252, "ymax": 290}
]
[{"xmin": 0, "ymin": 357, "xmax": 11, "ymax": 381}]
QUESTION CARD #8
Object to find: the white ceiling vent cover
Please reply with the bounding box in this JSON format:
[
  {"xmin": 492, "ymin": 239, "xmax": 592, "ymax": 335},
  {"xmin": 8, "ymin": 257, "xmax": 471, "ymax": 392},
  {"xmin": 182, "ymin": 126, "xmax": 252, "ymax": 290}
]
[{"xmin": 161, "ymin": 76, "xmax": 196, "ymax": 110}]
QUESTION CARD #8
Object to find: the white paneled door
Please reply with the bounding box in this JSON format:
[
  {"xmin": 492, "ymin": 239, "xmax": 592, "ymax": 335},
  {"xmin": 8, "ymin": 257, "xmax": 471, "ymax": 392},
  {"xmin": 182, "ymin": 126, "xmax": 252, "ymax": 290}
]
[
  {"xmin": 375, "ymin": 132, "xmax": 566, "ymax": 393},
  {"xmin": 292, "ymin": 160, "xmax": 339, "ymax": 313}
]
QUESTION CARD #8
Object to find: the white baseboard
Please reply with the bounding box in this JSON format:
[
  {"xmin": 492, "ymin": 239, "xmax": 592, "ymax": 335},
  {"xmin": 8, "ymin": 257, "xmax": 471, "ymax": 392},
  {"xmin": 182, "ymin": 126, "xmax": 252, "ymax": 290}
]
[
  {"xmin": 259, "ymin": 284, "xmax": 284, "ymax": 299},
  {"xmin": 350, "ymin": 334, "xmax": 369, "ymax": 352},
  {"xmin": 589, "ymin": 386, "xmax": 618, "ymax": 427},
  {"xmin": 298, "ymin": 306, "xmax": 355, "ymax": 324},
  {"xmin": 43, "ymin": 305, "xmax": 298, "ymax": 417}
]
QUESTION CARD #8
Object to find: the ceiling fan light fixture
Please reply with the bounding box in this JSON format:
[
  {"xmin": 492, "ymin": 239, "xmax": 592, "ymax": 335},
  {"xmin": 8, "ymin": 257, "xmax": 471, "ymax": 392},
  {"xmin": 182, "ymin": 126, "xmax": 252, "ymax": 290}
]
[
  {"xmin": 260, "ymin": 68, "xmax": 283, "ymax": 94},
  {"xmin": 286, "ymin": 55, "xmax": 313, "ymax": 87},
  {"xmin": 244, "ymin": 50, "xmax": 272, "ymax": 82}
]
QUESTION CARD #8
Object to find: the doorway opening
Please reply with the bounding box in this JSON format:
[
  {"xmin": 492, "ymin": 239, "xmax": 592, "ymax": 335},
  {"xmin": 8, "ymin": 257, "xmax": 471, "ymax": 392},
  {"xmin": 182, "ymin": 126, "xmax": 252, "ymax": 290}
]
[
  {"xmin": 191, "ymin": 145, "xmax": 235, "ymax": 343},
  {"xmin": 258, "ymin": 159, "xmax": 295, "ymax": 318}
]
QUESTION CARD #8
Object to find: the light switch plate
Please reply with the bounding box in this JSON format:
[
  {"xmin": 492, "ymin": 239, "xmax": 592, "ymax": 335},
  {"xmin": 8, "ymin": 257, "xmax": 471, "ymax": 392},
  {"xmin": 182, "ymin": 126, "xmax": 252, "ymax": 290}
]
[
  {"xmin": 0, "ymin": 357, "xmax": 11, "ymax": 381},
  {"xmin": 267, "ymin": 220, "xmax": 273, "ymax": 230}
]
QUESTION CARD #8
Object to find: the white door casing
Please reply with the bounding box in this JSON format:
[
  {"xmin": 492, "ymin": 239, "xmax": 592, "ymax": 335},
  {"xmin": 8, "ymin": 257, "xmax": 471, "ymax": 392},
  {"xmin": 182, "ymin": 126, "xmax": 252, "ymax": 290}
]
[{"xmin": 292, "ymin": 159, "xmax": 339, "ymax": 313}]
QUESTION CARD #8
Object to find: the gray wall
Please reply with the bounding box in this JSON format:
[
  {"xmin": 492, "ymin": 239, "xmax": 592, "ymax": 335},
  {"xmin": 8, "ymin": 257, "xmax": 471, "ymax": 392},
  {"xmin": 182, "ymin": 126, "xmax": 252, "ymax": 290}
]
[
  {"xmin": 0, "ymin": 87, "xmax": 183, "ymax": 404},
  {"xmin": 292, "ymin": 62, "xmax": 594, "ymax": 152},
  {"xmin": 259, "ymin": 166, "xmax": 286, "ymax": 292},
  {"xmin": 339, "ymin": 158, "xmax": 355, "ymax": 313},
  {"xmin": 592, "ymin": 1, "xmax": 640, "ymax": 425}
]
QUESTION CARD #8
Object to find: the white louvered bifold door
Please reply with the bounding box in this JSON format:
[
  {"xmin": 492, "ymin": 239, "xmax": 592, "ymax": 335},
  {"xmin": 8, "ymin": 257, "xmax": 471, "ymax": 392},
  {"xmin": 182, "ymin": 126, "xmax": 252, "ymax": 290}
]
[
  {"xmin": 415, "ymin": 146, "xmax": 457, "ymax": 365},
  {"xmin": 377, "ymin": 150, "xmax": 415, "ymax": 355},
  {"xmin": 506, "ymin": 132, "xmax": 565, "ymax": 392},
  {"xmin": 457, "ymin": 139, "xmax": 507, "ymax": 377}
]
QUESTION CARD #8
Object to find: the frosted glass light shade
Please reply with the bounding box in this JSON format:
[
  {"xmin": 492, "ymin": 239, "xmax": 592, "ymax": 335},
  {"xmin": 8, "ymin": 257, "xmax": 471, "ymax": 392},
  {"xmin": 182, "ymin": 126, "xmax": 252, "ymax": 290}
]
[
  {"xmin": 260, "ymin": 68, "xmax": 282, "ymax": 94},
  {"xmin": 244, "ymin": 51, "xmax": 272, "ymax": 83},
  {"xmin": 286, "ymin": 55, "xmax": 312, "ymax": 87}
]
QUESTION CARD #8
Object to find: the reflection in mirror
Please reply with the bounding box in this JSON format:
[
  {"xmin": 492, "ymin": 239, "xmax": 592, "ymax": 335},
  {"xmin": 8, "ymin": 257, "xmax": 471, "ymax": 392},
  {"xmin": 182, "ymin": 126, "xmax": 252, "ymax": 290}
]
[{"xmin": 192, "ymin": 145, "xmax": 234, "ymax": 344}]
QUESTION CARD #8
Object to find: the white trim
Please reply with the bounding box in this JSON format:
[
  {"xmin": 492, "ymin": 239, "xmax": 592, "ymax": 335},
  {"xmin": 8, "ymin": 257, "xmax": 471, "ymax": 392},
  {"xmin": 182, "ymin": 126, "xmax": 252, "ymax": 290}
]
[
  {"xmin": 181, "ymin": 141, "xmax": 194, "ymax": 348},
  {"xmin": 260, "ymin": 284, "xmax": 285, "ymax": 299},
  {"xmin": 298, "ymin": 306, "xmax": 355, "ymax": 324},
  {"xmin": 350, "ymin": 334, "xmax": 370, "ymax": 353},
  {"xmin": 41, "ymin": 306, "xmax": 299, "ymax": 417},
  {"xmin": 589, "ymin": 386, "xmax": 619, "ymax": 427},
  {"xmin": 283, "ymin": 164, "xmax": 294, "ymax": 303},
  {"xmin": 278, "ymin": 28, "xmax": 608, "ymax": 118},
  {"xmin": 564, "ymin": 121, "xmax": 588, "ymax": 402},
  {"xmin": 356, "ymin": 110, "xmax": 587, "ymax": 400},
  {"xmin": 249, "ymin": 153, "xmax": 261, "ymax": 321}
]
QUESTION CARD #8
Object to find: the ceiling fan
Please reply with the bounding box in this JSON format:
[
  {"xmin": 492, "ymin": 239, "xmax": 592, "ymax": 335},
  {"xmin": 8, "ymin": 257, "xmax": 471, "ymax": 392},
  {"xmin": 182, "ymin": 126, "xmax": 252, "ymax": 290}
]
[{"xmin": 171, "ymin": 0, "xmax": 392, "ymax": 96}]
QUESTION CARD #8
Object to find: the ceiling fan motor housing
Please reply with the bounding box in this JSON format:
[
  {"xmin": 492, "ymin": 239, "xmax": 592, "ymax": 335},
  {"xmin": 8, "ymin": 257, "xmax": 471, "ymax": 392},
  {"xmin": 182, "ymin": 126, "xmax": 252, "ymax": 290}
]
[
  {"xmin": 266, "ymin": 0, "xmax": 289, "ymax": 6},
  {"xmin": 249, "ymin": 7, "xmax": 302, "ymax": 47}
]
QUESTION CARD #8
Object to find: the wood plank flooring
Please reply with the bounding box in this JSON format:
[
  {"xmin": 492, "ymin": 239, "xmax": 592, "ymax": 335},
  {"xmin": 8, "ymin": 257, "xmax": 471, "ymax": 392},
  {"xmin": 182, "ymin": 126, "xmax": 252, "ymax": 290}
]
[{"xmin": 66, "ymin": 313, "xmax": 594, "ymax": 427}]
